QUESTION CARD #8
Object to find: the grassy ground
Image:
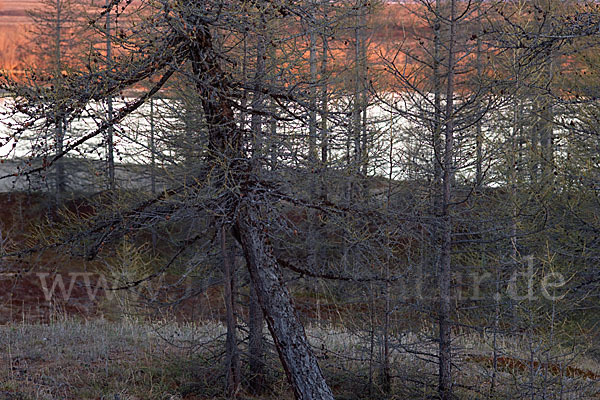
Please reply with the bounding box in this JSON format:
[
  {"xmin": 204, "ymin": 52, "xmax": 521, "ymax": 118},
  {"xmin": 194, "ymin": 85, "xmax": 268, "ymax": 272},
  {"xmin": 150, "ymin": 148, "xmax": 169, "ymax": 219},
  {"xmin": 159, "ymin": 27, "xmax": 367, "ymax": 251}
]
[
  {"xmin": 0, "ymin": 318, "xmax": 236, "ymax": 400},
  {"xmin": 1, "ymin": 317, "xmax": 598, "ymax": 400}
]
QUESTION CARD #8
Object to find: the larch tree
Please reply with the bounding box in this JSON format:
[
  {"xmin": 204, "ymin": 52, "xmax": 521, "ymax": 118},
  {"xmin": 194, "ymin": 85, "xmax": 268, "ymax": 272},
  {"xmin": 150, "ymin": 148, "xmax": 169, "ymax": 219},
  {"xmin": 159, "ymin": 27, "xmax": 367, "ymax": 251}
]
[
  {"xmin": 27, "ymin": 0, "xmax": 89, "ymax": 197},
  {"xmin": 378, "ymin": 1, "xmax": 507, "ymax": 398},
  {"xmin": 3, "ymin": 0, "xmax": 344, "ymax": 398}
]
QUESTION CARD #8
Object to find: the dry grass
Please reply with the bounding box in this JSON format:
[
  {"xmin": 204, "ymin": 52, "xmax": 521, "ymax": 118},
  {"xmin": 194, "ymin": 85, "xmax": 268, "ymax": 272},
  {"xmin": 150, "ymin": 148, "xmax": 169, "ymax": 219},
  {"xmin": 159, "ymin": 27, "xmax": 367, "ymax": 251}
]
[
  {"xmin": 0, "ymin": 317, "xmax": 227, "ymax": 400},
  {"xmin": 0, "ymin": 318, "xmax": 598, "ymax": 399}
]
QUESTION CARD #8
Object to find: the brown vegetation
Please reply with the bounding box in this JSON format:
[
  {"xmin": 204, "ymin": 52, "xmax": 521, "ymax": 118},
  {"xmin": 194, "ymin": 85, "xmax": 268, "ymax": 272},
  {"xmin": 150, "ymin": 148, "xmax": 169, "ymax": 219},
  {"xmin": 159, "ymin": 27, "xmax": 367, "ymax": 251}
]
[{"xmin": 466, "ymin": 354, "xmax": 600, "ymax": 382}]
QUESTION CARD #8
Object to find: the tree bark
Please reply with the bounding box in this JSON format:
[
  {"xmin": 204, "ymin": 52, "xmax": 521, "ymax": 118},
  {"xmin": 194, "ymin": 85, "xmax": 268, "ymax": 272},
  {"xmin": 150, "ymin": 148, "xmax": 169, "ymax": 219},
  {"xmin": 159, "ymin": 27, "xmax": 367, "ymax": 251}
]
[
  {"xmin": 439, "ymin": 1, "xmax": 457, "ymax": 399},
  {"xmin": 54, "ymin": 0, "xmax": 65, "ymax": 198},
  {"xmin": 248, "ymin": 273, "xmax": 265, "ymax": 393},
  {"xmin": 475, "ymin": 0, "xmax": 483, "ymax": 187},
  {"xmin": 236, "ymin": 197, "xmax": 335, "ymax": 400},
  {"xmin": 319, "ymin": 23, "xmax": 329, "ymax": 201},
  {"xmin": 188, "ymin": 18, "xmax": 334, "ymax": 400},
  {"xmin": 55, "ymin": 116, "xmax": 66, "ymax": 196},
  {"xmin": 221, "ymin": 227, "xmax": 241, "ymax": 398},
  {"xmin": 105, "ymin": 0, "xmax": 115, "ymax": 190},
  {"xmin": 309, "ymin": 13, "xmax": 318, "ymax": 173}
]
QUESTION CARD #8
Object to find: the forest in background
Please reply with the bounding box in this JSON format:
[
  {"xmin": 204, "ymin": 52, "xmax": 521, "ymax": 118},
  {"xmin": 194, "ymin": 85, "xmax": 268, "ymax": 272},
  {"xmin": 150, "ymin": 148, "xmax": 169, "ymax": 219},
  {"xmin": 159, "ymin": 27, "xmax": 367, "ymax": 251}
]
[{"xmin": 0, "ymin": 0, "xmax": 600, "ymax": 399}]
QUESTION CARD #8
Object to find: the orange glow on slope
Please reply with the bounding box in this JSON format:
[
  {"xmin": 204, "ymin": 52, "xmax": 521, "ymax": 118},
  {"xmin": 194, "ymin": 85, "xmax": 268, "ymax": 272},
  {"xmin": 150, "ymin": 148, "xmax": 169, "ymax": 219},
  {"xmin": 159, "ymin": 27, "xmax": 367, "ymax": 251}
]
[{"xmin": 0, "ymin": 1, "xmax": 594, "ymax": 95}]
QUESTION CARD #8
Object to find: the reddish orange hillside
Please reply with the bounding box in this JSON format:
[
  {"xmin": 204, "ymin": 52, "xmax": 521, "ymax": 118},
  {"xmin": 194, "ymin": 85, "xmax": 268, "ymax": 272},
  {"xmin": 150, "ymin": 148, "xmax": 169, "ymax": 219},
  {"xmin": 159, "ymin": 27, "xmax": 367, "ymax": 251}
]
[
  {"xmin": 0, "ymin": 1, "xmax": 590, "ymax": 94},
  {"xmin": 0, "ymin": 0, "xmax": 34, "ymax": 25},
  {"xmin": 0, "ymin": 1, "xmax": 35, "ymax": 75}
]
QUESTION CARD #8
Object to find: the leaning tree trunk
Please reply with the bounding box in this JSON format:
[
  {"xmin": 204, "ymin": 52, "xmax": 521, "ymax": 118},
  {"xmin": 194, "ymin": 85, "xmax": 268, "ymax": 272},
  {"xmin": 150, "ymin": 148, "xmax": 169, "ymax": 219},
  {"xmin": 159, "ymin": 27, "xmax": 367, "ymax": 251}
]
[
  {"xmin": 236, "ymin": 197, "xmax": 335, "ymax": 400},
  {"xmin": 248, "ymin": 278, "xmax": 265, "ymax": 393},
  {"xmin": 188, "ymin": 18, "xmax": 334, "ymax": 400}
]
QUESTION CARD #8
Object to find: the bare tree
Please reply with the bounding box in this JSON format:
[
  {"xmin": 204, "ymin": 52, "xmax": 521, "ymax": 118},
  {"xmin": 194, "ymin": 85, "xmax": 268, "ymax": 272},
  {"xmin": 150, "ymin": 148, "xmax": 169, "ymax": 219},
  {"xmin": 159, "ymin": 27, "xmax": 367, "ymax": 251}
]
[
  {"xmin": 27, "ymin": 0, "xmax": 87, "ymax": 196},
  {"xmin": 4, "ymin": 1, "xmax": 339, "ymax": 398}
]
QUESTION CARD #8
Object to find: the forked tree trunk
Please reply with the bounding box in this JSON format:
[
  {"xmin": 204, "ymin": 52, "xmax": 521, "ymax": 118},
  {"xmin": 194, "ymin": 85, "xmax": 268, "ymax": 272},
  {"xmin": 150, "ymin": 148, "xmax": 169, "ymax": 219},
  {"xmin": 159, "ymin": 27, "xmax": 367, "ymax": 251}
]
[{"xmin": 188, "ymin": 18, "xmax": 334, "ymax": 400}]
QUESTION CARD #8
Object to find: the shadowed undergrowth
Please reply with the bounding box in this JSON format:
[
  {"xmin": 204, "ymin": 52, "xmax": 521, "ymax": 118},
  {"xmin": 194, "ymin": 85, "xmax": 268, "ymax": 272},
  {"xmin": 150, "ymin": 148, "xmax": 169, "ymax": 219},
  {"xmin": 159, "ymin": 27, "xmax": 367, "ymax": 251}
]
[{"xmin": 0, "ymin": 318, "xmax": 598, "ymax": 400}]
